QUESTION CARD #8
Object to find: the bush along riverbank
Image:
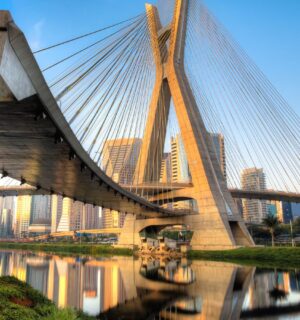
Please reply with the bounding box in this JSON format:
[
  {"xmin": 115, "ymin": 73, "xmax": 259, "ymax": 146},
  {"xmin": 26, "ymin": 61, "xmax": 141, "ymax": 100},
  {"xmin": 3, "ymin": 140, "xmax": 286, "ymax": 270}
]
[
  {"xmin": 0, "ymin": 242, "xmax": 132, "ymax": 256},
  {"xmin": 0, "ymin": 276, "xmax": 94, "ymax": 320},
  {"xmin": 188, "ymin": 247, "xmax": 300, "ymax": 268}
]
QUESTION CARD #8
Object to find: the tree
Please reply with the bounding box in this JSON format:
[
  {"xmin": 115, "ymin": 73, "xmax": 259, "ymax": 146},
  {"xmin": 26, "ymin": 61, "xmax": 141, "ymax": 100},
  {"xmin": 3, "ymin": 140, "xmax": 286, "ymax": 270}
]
[{"xmin": 263, "ymin": 214, "xmax": 279, "ymax": 247}]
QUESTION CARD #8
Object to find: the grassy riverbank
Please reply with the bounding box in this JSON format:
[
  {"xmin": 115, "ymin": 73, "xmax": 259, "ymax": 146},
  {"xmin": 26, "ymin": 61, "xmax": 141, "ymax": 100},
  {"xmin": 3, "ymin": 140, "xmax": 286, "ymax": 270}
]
[
  {"xmin": 0, "ymin": 242, "xmax": 132, "ymax": 256},
  {"xmin": 188, "ymin": 247, "xmax": 300, "ymax": 268},
  {"xmin": 0, "ymin": 276, "xmax": 94, "ymax": 320}
]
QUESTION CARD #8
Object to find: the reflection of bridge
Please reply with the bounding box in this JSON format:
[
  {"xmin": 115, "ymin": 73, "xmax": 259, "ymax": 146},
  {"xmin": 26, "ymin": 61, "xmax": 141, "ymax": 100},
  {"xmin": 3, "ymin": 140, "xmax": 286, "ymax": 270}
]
[{"xmin": 0, "ymin": 0, "xmax": 299, "ymax": 249}]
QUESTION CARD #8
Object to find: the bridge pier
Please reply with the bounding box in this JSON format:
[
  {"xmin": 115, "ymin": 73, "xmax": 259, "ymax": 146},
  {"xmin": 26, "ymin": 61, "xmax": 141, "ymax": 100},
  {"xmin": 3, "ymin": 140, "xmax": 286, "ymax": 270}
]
[{"xmin": 117, "ymin": 212, "xmax": 253, "ymax": 250}]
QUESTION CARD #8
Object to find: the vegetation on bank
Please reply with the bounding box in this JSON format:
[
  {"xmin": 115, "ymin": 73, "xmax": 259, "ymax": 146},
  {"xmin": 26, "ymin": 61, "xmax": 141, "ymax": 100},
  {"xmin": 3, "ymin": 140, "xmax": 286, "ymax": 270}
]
[
  {"xmin": 0, "ymin": 242, "xmax": 132, "ymax": 256},
  {"xmin": 188, "ymin": 247, "xmax": 300, "ymax": 268},
  {"xmin": 0, "ymin": 276, "xmax": 94, "ymax": 320}
]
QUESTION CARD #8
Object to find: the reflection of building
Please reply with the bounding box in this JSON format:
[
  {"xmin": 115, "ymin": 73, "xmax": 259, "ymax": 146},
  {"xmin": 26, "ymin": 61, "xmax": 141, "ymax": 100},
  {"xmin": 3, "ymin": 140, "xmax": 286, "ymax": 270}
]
[
  {"xmin": 241, "ymin": 168, "xmax": 267, "ymax": 223},
  {"xmin": 209, "ymin": 133, "xmax": 226, "ymax": 181},
  {"xmin": 15, "ymin": 195, "xmax": 32, "ymax": 238}
]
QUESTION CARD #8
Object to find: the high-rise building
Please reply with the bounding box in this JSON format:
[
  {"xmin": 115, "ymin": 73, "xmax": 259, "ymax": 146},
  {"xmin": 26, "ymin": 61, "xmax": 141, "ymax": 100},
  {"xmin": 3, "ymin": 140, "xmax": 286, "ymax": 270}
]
[
  {"xmin": 56, "ymin": 198, "xmax": 85, "ymax": 232},
  {"xmin": 102, "ymin": 138, "xmax": 141, "ymax": 228},
  {"xmin": 0, "ymin": 209, "xmax": 13, "ymax": 238},
  {"xmin": 292, "ymin": 203, "xmax": 300, "ymax": 220},
  {"xmin": 82, "ymin": 204, "xmax": 100, "ymax": 230},
  {"xmin": 30, "ymin": 195, "xmax": 51, "ymax": 223},
  {"xmin": 209, "ymin": 133, "xmax": 226, "ymax": 181},
  {"xmin": 241, "ymin": 168, "xmax": 267, "ymax": 223},
  {"xmin": 171, "ymin": 134, "xmax": 191, "ymax": 210},
  {"xmin": 56, "ymin": 197, "xmax": 73, "ymax": 232},
  {"xmin": 51, "ymin": 194, "xmax": 63, "ymax": 233},
  {"xmin": 15, "ymin": 195, "xmax": 32, "ymax": 238},
  {"xmin": 102, "ymin": 209, "xmax": 126, "ymax": 229},
  {"xmin": 171, "ymin": 134, "xmax": 190, "ymax": 183},
  {"xmin": 281, "ymin": 202, "xmax": 293, "ymax": 224},
  {"xmin": 0, "ymin": 196, "xmax": 15, "ymax": 238},
  {"xmin": 160, "ymin": 152, "xmax": 172, "ymax": 183},
  {"xmin": 102, "ymin": 138, "xmax": 142, "ymax": 184}
]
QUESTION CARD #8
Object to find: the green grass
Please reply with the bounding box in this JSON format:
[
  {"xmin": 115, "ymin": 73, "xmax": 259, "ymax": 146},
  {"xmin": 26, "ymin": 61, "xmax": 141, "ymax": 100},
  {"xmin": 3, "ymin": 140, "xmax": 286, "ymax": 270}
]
[
  {"xmin": 0, "ymin": 276, "xmax": 94, "ymax": 320},
  {"xmin": 0, "ymin": 242, "xmax": 132, "ymax": 256},
  {"xmin": 188, "ymin": 247, "xmax": 300, "ymax": 269}
]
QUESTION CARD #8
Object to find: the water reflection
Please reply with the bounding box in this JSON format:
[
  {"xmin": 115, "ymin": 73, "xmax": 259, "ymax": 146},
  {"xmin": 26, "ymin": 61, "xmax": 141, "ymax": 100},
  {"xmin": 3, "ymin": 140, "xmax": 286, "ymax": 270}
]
[{"xmin": 0, "ymin": 250, "xmax": 300, "ymax": 319}]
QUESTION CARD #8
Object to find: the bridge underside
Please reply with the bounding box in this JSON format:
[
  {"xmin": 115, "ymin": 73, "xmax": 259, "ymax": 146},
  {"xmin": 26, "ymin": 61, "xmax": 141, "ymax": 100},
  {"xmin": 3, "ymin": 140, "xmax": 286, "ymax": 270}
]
[{"xmin": 0, "ymin": 95, "xmax": 175, "ymax": 217}]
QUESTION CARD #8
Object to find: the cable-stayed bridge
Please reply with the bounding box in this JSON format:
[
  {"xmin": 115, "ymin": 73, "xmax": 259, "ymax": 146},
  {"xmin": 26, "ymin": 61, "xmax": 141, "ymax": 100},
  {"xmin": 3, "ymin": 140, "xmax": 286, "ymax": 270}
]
[{"xmin": 0, "ymin": 0, "xmax": 299, "ymax": 249}]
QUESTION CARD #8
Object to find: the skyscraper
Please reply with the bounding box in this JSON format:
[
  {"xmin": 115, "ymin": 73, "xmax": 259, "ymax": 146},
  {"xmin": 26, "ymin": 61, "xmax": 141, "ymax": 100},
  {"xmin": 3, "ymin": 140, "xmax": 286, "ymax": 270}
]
[
  {"xmin": 241, "ymin": 168, "xmax": 267, "ymax": 223},
  {"xmin": 102, "ymin": 138, "xmax": 142, "ymax": 228},
  {"xmin": 102, "ymin": 138, "xmax": 142, "ymax": 184},
  {"xmin": 15, "ymin": 195, "xmax": 32, "ymax": 238},
  {"xmin": 82, "ymin": 204, "xmax": 100, "ymax": 230},
  {"xmin": 160, "ymin": 152, "xmax": 171, "ymax": 183},
  {"xmin": 171, "ymin": 134, "xmax": 190, "ymax": 183},
  {"xmin": 56, "ymin": 197, "xmax": 73, "ymax": 232},
  {"xmin": 209, "ymin": 133, "xmax": 226, "ymax": 181},
  {"xmin": 30, "ymin": 195, "xmax": 51, "ymax": 223},
  {"xmin": 0, "ymin": 196, "xmax": 15, "ymax": 238},
  {"xmin": 51, "ymin": 194, "xmax": 63, "ymax": 233},
  {"xmin": 171, "ymin": 134, "xmax": 191, "ymax": 210}
]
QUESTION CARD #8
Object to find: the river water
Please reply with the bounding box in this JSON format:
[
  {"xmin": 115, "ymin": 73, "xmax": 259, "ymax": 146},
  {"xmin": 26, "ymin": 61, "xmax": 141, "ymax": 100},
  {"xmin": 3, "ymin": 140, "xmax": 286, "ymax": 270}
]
[{"xmin": 0, "ymin": 250, "xmax": 299, "ymax": 319}]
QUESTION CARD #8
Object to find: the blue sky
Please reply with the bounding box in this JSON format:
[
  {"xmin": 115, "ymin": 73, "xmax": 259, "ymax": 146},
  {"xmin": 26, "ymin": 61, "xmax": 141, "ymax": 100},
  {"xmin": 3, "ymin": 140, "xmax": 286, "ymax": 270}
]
[{"xmin": 1, "ymin": 0, "xmax": 299, "ymax": 114}]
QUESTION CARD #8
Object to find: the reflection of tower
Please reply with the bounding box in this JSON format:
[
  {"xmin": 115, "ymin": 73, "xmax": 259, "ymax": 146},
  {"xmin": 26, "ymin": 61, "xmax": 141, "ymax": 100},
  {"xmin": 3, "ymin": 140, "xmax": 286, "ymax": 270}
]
[
  {"xmin": 0, "ymin": 252, "xmax": 12, "ymax": 276},
  {"xmin": 47, "ymin": 259, "xmax": 55, "ymax": 300},
  {"xmin": 15, "ymin": 195, "xmax": 32, "ymax": 238},
  {"xmin": 241, "ymin": 168, "xmax": 267, "ymax": 223},
  {"xmin": 102, "ymin": 265, "xmax": 126, "ymax": 311},
  {"xmin": 67, "ymin": 263, "xmax": 84, "ymax": 310},
  {"xmin": 83, "ymin": 266, "xmax": 101, "ymax": 316},
  {"xmin": 248, "ymin": 272, "xmax": 273, "ymax": 308},
  {"xmin": 11, "ymin": 253, "xmax": 27, "ymax": 281},
  {"xmin": 26, "ymin": 259, "xmax": 49, "ymax": 296},
  {"xmin": 55, "ymin": 260, "xmax": 68, "ymax": 308}
]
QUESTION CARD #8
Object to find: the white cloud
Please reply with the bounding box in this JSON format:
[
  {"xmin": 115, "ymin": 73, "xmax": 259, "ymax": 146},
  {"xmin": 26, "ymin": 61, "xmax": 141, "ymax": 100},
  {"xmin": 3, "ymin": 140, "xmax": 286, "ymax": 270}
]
[{"xmin": 29, "ymin": 20, "xmax": 44, "ymax": 51}]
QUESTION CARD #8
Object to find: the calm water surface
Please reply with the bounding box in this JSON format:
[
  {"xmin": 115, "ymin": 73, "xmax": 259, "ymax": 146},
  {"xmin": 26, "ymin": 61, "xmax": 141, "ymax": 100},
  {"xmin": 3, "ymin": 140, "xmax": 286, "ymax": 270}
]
[{"xmin": 0, "ymin": 250, "xmax": 300, "ymax": 319}]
